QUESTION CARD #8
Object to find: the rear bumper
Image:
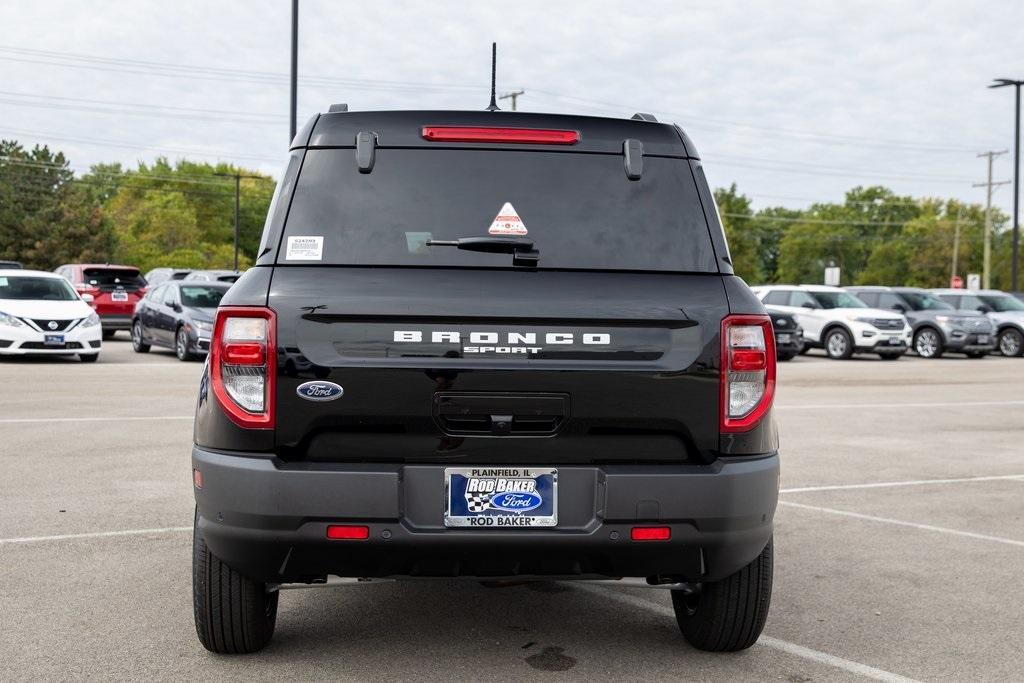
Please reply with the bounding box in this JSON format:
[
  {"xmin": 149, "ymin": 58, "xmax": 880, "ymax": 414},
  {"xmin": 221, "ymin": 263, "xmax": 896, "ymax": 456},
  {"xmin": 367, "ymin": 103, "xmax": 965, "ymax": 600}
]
[
  {"xmin": 98, "ymin": 314, "xmax": 132, "ymax": 331},
  {"xmin": 192, "ymin": 447, "xmax": 779, "ymax": 584}
]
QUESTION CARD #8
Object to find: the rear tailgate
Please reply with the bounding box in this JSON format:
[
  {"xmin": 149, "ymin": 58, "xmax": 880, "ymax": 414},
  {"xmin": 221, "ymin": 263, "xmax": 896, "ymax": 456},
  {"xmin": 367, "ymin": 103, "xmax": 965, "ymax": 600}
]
[{"xmin": 271, "ymin": 267, "xmax": 726, "ymax": 464}]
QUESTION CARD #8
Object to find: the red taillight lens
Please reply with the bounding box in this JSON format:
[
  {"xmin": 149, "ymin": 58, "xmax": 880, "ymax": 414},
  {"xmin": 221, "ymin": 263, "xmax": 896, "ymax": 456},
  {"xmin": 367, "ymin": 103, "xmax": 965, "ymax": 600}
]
[
  {"xmin": 720, "ymin": 314, "xmax": 776, "ymax": 433},
  {"xmin": 631, "ymin": 526, "xmax": 671, "ymax": 541},
  {"xmin": 326, "ymin": 525, "xmax": 369, "ymax": 540},
  {"xmin": 223, "ymin": 342, "xmax": 265, "ymax": 365},
  {"xmin": 210, "ymin": 306, "xmax": 275, "ymax": 429},
  {"xmin": 421, "ymin": 126, "xmax": 579, "ymax": 145}
]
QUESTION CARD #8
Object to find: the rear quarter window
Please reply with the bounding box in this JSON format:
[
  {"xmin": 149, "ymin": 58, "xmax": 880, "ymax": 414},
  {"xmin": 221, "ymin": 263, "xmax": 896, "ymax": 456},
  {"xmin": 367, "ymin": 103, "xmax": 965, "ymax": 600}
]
[{"xmin": 277, "ymin": 149, "xmax": 718, "ymax": 272}]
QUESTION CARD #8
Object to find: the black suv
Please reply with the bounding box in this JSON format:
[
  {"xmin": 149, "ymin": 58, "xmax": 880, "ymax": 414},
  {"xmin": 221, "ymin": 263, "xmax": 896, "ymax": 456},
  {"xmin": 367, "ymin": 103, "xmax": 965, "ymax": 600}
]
[{"xmin": 191, "ymin": 109, "xmax": 779, "ymax": 654}]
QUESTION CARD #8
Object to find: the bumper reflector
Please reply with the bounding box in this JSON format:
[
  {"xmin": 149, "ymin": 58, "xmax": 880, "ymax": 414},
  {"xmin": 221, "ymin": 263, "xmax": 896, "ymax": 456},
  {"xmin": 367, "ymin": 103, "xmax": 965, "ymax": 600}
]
[
  {"xmin": 192, "ymin": 468, "xmax": 202, "ymax": 489},
  {"xmin": 326, "ymin": 525, "xmax": 370, "ymax": 540},
  {"xmin": 631, "ymin": 526, "xmax": 671, "ymax": 541}
]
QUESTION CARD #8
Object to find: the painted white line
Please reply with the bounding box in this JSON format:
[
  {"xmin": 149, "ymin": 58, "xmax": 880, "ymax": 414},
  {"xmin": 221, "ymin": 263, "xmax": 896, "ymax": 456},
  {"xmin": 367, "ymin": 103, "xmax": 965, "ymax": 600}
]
[
  {"xmin": 574, "ymin": 584, "xmax": 919, "ymax": 682},
  {"xmin": 780, "ymin": 501, "xmax": 1024, "ymax": 548},
  {"xmin": 0, "ymin": 415, "xmax": 192, "ymax": 425},
  {"xmin": 777, "ymin": 400, "xmax": 1024, "ymax": 411},
  {"xmin": 0, "ymin": 526, "xmax": 191, "ymax": 545},
  {"xmin": 781, "ymin": 474, "xmax": 1024, "ymax": 494}
]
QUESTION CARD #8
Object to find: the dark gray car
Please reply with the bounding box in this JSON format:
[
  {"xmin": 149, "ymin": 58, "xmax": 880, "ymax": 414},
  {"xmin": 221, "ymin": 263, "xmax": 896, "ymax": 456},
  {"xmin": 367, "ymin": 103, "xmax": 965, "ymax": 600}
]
[{"xmin": 849, "ymin": 286, "xmax": 994, "ymax": 358}]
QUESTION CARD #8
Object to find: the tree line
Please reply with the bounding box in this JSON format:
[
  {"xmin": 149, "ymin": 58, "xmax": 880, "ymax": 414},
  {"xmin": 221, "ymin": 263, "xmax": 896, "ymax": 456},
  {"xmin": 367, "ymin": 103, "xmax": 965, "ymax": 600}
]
[{"xmin": 0, "ymin": 139, "xmax": 1015, "ymax": 288}]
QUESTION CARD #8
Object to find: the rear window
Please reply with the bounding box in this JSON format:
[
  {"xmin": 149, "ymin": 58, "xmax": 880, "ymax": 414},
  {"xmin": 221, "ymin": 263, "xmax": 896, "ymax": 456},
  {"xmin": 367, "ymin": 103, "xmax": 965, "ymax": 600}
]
[
  {"xmin": 278, "ymin": 149, "xmax": 717, "ymax": 272},
  {"xmin": 83, "ymin": 268, "xmax": 145, "ymax": 287}
]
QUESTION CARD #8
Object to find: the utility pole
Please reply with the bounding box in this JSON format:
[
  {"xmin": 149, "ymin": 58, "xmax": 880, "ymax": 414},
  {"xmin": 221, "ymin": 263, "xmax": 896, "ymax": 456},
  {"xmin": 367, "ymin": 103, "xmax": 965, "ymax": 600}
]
[
  {"xmin": 499, "ymin": 90, "xmax": 525, "ymax": 111},
  {"xmin": 951, "ymin": 205, "xmax": 963, "ymax": 283},
  {"xmin": 973, "ymin": 150, "xmax": 1010, "ymax": 289},
  {"xmin": 215, "ymin": 172, "xmax": 265, "ymax": 270},
  {"xmin": 989, "ymin": 78, "xmax": 1023, "ymax": 289},
  {"xmin": 289, "ymin": 0, "xmax": 299, "ymax": 142}
]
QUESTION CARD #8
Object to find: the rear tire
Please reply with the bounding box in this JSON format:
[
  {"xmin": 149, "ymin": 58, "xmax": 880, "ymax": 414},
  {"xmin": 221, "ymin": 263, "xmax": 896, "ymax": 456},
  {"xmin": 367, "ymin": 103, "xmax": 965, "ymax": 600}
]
[
  {"xmin": 672, "ymin": 538, "xmax": 773, "ymax": 652},
  {"xmin": 913, "ymin": 327, "xmax": 944, "ymax": 358},
  {"xmin": 102, "ymin": 329, "xmax": 116, "ymax": 341},
  {"xmin": 965, "ymin": 350, "xmax": 987, "ymax": 359},
  {"xmin": 797, "ymin": 345, "xmax": 811, "ymax": 355},
  {"xmin": 824, "ymin": 328, "xmax": 854, "ymax": 360},
  {"xmin": 131, "ymin": 320, "xmax": 150, "ymax": 353},
  {"xmin": 877, "ymin": 352, "xmax": 902, "ymax": 360},
  {"xmin": 998, "ymin": 328, "xmax": 1023, "ymax": 357},
  {"xmin": 78, "ymin": 353, "xmax": 99, "ymax": 363},
  {"xmin": 193, "ymin": 511, "xmax": 278, "ymax": 654},
  {"xmin": 777, "ymin": 352, "xmax": 796, "ymax": 362}
]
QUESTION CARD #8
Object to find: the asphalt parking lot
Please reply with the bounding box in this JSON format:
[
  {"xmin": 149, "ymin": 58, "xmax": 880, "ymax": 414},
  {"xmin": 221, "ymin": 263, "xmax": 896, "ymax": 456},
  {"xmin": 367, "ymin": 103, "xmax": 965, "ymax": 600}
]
[{"xmin": 1, "ymin": 341, "xmax": 1022, "ymax": 681}]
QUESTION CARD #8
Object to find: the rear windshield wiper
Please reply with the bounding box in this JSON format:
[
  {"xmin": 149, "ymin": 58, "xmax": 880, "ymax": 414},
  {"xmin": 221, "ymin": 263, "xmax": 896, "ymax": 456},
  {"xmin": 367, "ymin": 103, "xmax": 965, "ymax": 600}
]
[{"xmin": 426, "ymin": 236, "xmax": 539, "ymax": 268}]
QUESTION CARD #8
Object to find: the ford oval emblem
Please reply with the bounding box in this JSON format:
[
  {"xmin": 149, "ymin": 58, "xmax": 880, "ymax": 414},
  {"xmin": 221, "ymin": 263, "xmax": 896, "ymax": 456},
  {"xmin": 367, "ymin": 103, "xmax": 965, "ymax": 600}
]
[
  {"xmin": 488, "ymin": 491, "xmax": 543, "ymax": 514},
  {"xmin": 296, "ymin": 381, "xmax": 344, "ymax": 402}
]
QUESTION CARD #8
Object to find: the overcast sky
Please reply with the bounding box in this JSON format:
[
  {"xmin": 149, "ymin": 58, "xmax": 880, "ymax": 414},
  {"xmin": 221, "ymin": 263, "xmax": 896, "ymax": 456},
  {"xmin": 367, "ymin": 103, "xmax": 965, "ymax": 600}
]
[{"xmin": 1, "ymin": 0, "xmax": 1022, "ymax": 212}]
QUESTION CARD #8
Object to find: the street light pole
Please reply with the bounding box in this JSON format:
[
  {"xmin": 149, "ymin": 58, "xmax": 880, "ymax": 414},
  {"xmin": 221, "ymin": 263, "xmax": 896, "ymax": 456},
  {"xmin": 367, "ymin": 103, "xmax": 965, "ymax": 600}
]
[
  {"xmin": 989, "ymin": 78, "xmax": 1023, "ymax": 290},
  {"xmin": 215, "ymin": 172, "xmax": 265, "ymax": 270},
  {"xmin": 290, "ymin": 0, "xmax": 298, "ymax": 143}
]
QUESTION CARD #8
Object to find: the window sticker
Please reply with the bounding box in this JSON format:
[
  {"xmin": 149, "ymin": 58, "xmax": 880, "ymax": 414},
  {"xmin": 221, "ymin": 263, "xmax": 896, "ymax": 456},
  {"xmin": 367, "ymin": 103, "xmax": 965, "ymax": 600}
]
[
  {"xmin": 488, "ymin": 202, "xmax": 528, "ymax": 236},
  {"xmin": 285, "ymin": 235, "xmax": 324, "ymax": 260}
]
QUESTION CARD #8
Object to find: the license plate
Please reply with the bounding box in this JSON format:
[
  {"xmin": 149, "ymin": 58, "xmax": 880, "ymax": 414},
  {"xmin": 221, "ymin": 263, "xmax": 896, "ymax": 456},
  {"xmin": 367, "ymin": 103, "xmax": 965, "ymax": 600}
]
[
  {"xmin": 444, "ymin": 467, "xmax": 557, "ymax": 528},
  {"xmin": 776, "ymin": 333, "xmax": 791, "ymax": 343},
  {"xmin": 887, "ymin": 336, "xmax": 904, "ymax": 345},
  {"xmin": 111, "ymin": 291, "xmax": 128, "ymax": 302},
  {"xmin": 44, "ymin": 334, "xmax": 64, "ymax": 346},
  {"xmin": 978, "ymin": 335, "xmax": 989, "ymax": 344}
]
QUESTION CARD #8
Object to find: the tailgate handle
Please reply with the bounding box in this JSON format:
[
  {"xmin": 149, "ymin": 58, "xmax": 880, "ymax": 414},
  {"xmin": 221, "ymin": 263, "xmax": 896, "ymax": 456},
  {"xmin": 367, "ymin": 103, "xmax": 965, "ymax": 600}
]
[{"xmin": 433, "ymin": 393, "xmax": 570, "ymax": 437}]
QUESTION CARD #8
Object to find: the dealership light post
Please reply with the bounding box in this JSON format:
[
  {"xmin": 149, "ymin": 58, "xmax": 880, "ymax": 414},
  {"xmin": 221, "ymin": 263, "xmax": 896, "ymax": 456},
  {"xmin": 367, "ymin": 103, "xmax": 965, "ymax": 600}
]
[
  {"xmin": 989, "ymin": 78, "xmax": 1023, "ymax": 290},
  {"xmin": 290, "ymin": 0, "xmax": 298, "ymax": 143}
]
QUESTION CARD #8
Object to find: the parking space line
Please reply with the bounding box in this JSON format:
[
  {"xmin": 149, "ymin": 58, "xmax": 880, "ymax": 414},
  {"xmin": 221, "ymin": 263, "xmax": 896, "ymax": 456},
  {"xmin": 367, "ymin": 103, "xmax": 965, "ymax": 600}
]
[
  {"xmin": 0, "ymin": 416, "xmax": 193, "ymax": 424},
  {"xmin": 781, "ymin": 474, "xmax": 1024, "ymax": 494},
  {"xmin": 573, "ymin": 584, "xmax": 919, "ymax": 682},
  {"xmin": 777, "ymin": 400, "xmax": 1024, "ymax": 410},
  {"xmin": 780, "ymin": 501, "xmax": 1024, "ymax": 548},
  {"xmin": 0, "ymin": 526, "xmax": 190, "ymax": 545}
]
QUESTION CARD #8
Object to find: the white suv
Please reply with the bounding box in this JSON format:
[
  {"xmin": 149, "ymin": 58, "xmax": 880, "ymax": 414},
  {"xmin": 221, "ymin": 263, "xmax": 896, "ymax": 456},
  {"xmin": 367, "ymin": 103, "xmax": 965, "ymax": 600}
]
[{"xmin": 752, "ymin": 285, "xmax": 911, "ymax": 360}]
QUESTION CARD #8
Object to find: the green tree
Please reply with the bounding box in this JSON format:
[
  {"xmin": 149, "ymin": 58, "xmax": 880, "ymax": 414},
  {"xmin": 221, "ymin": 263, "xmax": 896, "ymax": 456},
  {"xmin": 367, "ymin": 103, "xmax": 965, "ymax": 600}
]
[{"xmin": 714, "ymin": 184, "xmax": 763, "ymax": 282}]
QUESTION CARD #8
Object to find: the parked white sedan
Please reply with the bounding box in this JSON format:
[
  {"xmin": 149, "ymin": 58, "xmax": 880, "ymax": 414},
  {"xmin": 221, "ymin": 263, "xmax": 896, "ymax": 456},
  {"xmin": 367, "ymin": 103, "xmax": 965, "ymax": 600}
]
[{"xmin": 0, "ymin": 269, "xmax": 102, "ymax": 361}]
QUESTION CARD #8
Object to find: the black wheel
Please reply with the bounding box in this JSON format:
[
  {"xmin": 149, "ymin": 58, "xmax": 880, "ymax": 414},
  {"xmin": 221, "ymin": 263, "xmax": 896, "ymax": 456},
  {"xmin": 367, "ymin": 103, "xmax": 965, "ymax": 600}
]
[
  {"xmin": 877, "ymin": 352, "xmax": 902, "ymax": 360},
  {"xmin": 176, "ymin": 327, "xmax": 196, "ymax": 361},
  {"xmin": 913, "ymin": 327, "xmax": 944, "ymax": 358},
  {"xmin": 131, "ymin": 320, "xmax": 150, "ymax": 353},
  {"xmin": 672, "ymin": 538, "xmax": 773, "ymax": 652},
  {"xmin": 193, "ymin": 510, "xmax": 278, "ymax": 654},
  {"xmin": 777, "ymin": 352, "xmax": 796, "ymax": 362},
  {"xmin": 797, "ymin": 345, "xmax": 811, "ymax": 355},
  {"xmin": 78, "ymin": 353, "xmax": 99, "ymax": 363},
  {"xmin": 998, "ymin": 328, "xmax": 1023, "ymax": 357},
  {"xmin": 824, "ymin": 328, "xmax": 854, "ymax": 360},
  {"xmin": 102, "ymin": 329, "xmax": 116, "ymax": 341},
  {"xmin": 965, "ymin": 350, "xmax": 987, "ymax": 359}
]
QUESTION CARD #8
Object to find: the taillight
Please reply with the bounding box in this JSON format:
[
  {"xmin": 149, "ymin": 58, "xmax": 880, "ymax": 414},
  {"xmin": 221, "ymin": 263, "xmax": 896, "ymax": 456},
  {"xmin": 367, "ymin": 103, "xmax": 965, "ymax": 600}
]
[
  {"xmin": 210, "ymin": 306, "xmax": 275, "ymax": 429},
  {"xmin": 720, "ymin": 314, "xmax": 775, "ymax": 433},
  {"xmin": 421, "ymin": 126, "xmax": 580, "ymax": 145}
]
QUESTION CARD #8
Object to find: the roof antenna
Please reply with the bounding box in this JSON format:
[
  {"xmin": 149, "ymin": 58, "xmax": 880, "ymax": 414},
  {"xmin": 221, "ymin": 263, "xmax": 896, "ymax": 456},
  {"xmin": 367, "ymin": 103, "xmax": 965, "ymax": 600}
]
[{"xmin": 486, "ymin": 42, "xmax": 500, "ymax": 111}]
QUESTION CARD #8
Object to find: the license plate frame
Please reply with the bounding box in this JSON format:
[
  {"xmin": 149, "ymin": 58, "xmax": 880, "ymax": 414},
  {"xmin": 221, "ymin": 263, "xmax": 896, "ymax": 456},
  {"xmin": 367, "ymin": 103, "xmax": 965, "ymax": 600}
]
[
  {"xmin": 977, "ymin": 334, "xmax": 989, "ymax": 344},
  {"xmin": 887, "ymin": 336, "xmax": 904, "ymax": 345},
  {"xmin": 444, "ymin": 467, "xmax": 557, "ymax": 528},
  {"xmin": 44, "ymin": 334, "xmax": 65, "ymax": 347},
  {"xmin": 776, "ymin": 333, "xmax": 792, "ymax": 343},
  {"xmin": 111, "ymin": 290, "xmax": 128, "ymax": 302}
]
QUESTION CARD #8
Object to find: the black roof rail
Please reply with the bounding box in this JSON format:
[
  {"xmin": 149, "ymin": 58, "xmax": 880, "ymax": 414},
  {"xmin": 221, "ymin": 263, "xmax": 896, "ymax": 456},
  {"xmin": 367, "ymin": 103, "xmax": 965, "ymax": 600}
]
[
  {"xmin": 328, "ymin": 103, "xmax": 349, "ymax": 113},
  {"xmin": 631, "ymin": 112, "xmax": 658, "ymax": 122}
]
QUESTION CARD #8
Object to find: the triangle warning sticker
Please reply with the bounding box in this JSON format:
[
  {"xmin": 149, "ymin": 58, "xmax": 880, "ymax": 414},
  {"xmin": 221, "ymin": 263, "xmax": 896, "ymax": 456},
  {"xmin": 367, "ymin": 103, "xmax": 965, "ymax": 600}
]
[{"xmin": 488, "ymin": 202, "xmax": 528, "ymax": 236}]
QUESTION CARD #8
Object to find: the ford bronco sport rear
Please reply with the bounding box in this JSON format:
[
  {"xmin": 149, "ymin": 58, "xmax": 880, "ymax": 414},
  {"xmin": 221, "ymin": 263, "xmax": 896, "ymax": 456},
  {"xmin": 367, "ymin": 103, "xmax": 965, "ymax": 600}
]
[{"xmin": 191, "ymin": 109, "xmax": 779, "ymax": 654}]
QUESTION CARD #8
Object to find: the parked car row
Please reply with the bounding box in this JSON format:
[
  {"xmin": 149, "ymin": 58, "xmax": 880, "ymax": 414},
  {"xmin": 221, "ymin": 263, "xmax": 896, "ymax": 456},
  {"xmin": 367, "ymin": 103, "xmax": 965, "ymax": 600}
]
[
  {"xmin": 752, "ymin": 283, "xmax": 1024, "ymax": 360},
  {"xmin": 144, "ymin": 267, "xmax": 242, "ymax": 286}
]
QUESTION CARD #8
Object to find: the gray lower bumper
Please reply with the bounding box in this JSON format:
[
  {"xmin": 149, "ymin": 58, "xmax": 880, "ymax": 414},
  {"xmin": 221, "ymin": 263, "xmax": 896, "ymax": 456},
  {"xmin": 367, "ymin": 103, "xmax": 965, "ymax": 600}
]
[{"xmin": 192, "ymin": 447, "xmax": 779, "ymax": 583}]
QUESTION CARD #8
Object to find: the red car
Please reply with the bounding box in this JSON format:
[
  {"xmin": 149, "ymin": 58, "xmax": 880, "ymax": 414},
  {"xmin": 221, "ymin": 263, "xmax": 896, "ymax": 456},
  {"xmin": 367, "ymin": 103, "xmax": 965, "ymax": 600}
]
[{"xmin": 55, "ymin": 264, "xmax": 147, "ymax": 339}]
